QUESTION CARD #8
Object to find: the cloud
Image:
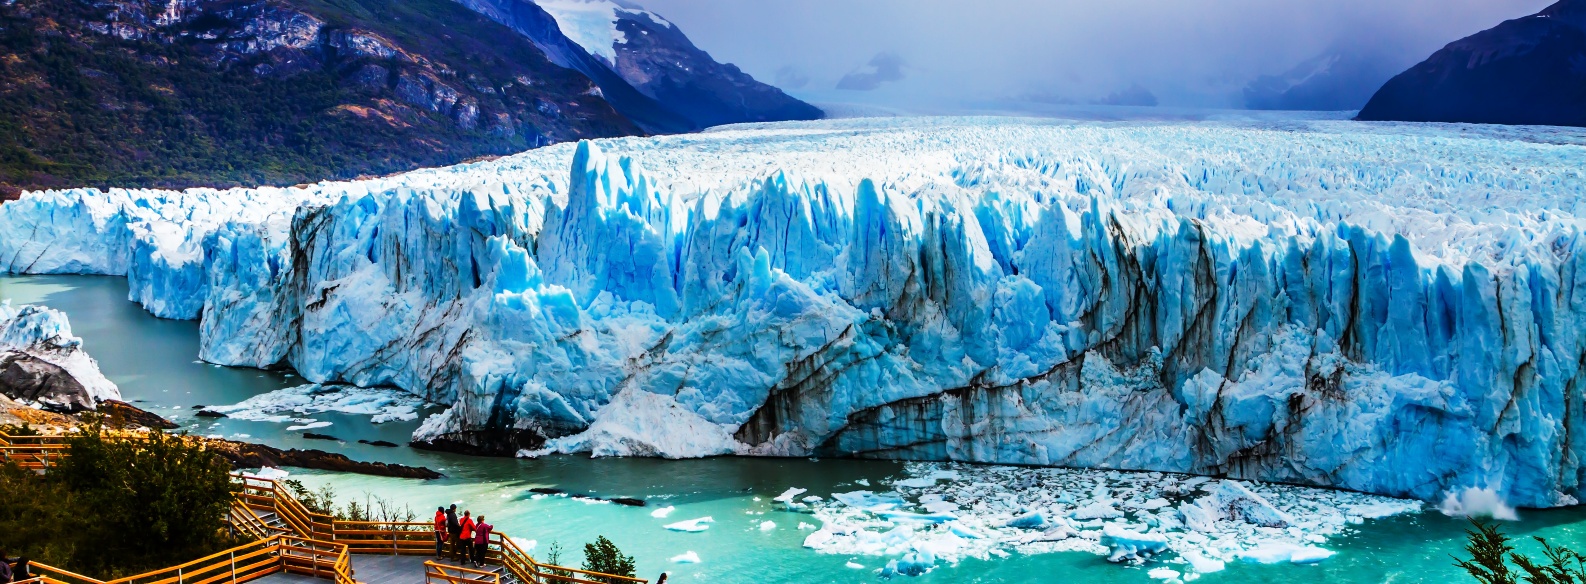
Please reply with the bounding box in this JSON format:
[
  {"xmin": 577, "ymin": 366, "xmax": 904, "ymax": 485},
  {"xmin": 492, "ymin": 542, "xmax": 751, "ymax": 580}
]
[
  {"xmin": 1096, "ymin": 84, "xmax": 1158, "ymax": 107},
  {"xmin": 774, "ymin": 65, "xmax": 810, "ymax": 90},
  {"xmin": 639, "ymin": 0, "xmax": 1553, "ymax": 108},
  {"xmin": 836, "ymin": 52, "xmax": 905, "ymax": 91}
]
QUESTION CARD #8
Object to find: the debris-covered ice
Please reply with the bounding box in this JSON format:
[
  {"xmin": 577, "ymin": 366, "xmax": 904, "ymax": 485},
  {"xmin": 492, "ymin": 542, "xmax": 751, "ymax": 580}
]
[
  {"xmin": 795, "ymin": 462, "xmax": 1421, "ymax": 578},
  {"xmin": 207, "ymin": 383, "xmax": 425, "ymax": 424}
]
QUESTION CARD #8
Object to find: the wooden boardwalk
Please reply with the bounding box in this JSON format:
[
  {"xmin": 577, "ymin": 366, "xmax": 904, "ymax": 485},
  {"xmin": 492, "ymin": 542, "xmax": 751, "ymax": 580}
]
[{"xmin": 255, "ymin": 555, "xmax": 469, "ymax": 584}]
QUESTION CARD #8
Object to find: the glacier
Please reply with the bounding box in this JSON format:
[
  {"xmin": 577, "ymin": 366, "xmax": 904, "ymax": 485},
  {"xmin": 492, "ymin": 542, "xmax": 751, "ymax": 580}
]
[{"xmin": 1, "ymin": 116, "xmax": 1583, "ymax": 508}]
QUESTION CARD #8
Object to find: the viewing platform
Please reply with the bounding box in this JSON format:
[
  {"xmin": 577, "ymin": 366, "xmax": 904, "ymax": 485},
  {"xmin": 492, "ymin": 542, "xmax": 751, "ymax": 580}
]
[{"xmin": 1, "ymin": 430, "xmax": 647, "ymax": 584}]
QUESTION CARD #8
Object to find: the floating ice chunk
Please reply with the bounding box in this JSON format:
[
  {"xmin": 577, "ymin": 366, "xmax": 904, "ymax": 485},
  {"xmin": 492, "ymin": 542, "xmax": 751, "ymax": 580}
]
[
  {"xmin": 774, "ymin": 488, "xmax": 808, "ymax": 503},
  {"xmin": 1148, "ymin": 567, "xmax": 1182, "ymax": 583},
  {"xmin": 1101, "ymin": 524, "xmax": 1168, "ymax": 563},
  {"xmin": 832, "ymin": 491, "xmax": 904, "ymax": 512},
  {"xmin": 798, "ymin": 522, "xmax": 815, "ymax": 530},
  {"xmin": 1438, "ymin": 487, "xmax": 1519, "ymax": 521},
  {"xmin": 664, "ymin": 517, "xmax": 714, "ymax": 532},
  {"xmin": 209, "ymin": 384, "xmax": 424, "ymax": 424},
  {"xmin": 1180, "ymin": 550, "xmax": 1225, "ymax": 574},
  {"xmin": 1005, "ymin": 511, "xmax": 1048, "ymax": 529},
  {"xmin": 1181, "ymin": 481, "xmax": 1294, "ymax": 530},
  {"xmin": 880, "ymin": 549, "xmax": 935, "ymax": 578},
  {"xmin": 669, "ymin": 551, "xmax": 700, "ymax": 564},
  {"xmin": 759, "ymin": 521, "xmax": 776, "ymax": 531},
  {"xmin": 286, "ymin": 421, "xmax": 332, "ymax": 431},
  {"xmin": 1139, "ymin": 498, "xmax": 1171, "ymax": 511},
  {"xmin": 1071, "ymin": 501, "xmax": 1123, "ymax": 520},
  {"xmin": 803, "ymin": 529, "xmax": 834, "ymax": 548},
  {"xmin": 651, "ymin": 506, "xmax": 676, "ymax": 518},
  {"xmin": 1239, "ymin": 542, "xmax": 1334, "ymax": 564},
  {"xmin": 845, "ymin": 561, "xmax": 865, "ymax": 569}
]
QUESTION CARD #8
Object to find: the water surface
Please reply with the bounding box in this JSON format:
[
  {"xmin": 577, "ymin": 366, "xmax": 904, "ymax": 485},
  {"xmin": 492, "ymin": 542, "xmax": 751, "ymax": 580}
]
[{"xmin": 3, "ymin": 274, "xmax": 1581, "ymax": 583}]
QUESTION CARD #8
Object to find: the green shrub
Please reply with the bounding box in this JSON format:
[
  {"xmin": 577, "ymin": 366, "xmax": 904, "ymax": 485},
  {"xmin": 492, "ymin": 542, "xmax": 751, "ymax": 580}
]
[
  {"xmin": 53, "ymin": 423, "xmax": 239, "ymax": 577},
  {"xmin": 582, "ymin": 536, "xmax": 636, "ymax": 582},
  {"xmin": 1456, "ymin": 520, "xmax": 1586, "ymax": 584}
]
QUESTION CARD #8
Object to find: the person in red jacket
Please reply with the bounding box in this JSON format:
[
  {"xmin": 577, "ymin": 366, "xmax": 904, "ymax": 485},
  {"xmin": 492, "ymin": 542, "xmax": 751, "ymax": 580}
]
[
  {"xmin": 432, "ymin": 507, "xmax": 447, "ymax": 558},
  {"xmin": 455, "ymin": 511, "xmax": 475, "ymax": 562},
  {"xmin": 471, "ymin": 515, "xmax": 493, "ymax": 568}
]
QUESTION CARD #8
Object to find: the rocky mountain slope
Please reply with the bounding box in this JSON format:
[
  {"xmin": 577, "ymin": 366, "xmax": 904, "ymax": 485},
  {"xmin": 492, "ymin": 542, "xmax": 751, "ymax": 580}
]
[
  {"xmin": 0, "ymin": 0, "xmax": 641, "ymax": 192},
  {"xmin": 1357, "ymin": 0, "xmax": 1586, "ymax": 126},
  {"xmin": 453, "ymin": 0, "xmax": 821, "ymax": 132}
]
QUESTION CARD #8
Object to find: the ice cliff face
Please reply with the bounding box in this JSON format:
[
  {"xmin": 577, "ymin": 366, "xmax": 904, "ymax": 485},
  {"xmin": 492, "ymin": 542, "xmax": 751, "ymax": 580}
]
[{"xmin": 2, "ymin": 117, "xmax": 1584, "ymax": 507}]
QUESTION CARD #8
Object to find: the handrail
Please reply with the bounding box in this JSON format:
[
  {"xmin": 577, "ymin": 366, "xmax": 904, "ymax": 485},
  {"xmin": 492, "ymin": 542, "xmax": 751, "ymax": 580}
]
[{"xmin": 423, "ymin": 561, "xmax": 501, "ymax": 584}]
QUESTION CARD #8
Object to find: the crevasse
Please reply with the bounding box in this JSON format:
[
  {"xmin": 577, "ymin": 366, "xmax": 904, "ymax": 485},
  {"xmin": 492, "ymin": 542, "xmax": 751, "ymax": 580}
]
[{"xmin": 1, "ymin": 117, "xmax": 1581, "ymax": 507}]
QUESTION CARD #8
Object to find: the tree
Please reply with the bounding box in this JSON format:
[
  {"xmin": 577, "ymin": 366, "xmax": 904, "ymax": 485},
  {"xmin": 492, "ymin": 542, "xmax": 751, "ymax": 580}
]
[
  {"xmin": 582, "ymin": 536, "xmax": 636, "ymax": 583},
  {"xmin": 55, "ymin": 422, "xmax": 237, "ymax": 577},
  {"xmin": 1456, "ymin": 520, "xmax": 1586, "ymax": 584}
]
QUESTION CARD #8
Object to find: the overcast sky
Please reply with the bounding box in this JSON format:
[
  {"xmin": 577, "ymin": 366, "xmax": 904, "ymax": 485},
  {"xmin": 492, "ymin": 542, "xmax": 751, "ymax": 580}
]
[{"xmin": 639, "ymin": 0, "xmax": 1552, "ymax": 111}]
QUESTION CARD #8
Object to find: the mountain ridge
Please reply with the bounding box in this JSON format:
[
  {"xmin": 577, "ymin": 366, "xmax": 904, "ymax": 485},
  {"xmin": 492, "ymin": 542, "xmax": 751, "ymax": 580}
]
[
  {"xmin": 1358, "ymin": 0, "xmax": 1586, "ymax": 126},
  {"xmin": 0, "ymin": 0, "xmax": 643, "ymax": 192}
]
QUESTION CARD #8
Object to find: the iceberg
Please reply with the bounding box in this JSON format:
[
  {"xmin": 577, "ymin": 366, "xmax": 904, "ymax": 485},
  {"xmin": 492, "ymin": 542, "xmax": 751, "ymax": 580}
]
[{"xmin": 1, "ymin": 116, "xmax": 1583, "ymax": 508}]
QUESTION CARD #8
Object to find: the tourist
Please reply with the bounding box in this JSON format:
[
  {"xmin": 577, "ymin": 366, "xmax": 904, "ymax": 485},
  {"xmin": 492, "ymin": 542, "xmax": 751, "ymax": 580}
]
[
  {"xmin": 433, "ymin": 506, "xmax": 447, "ymax": 558},
  {"xmin": 0, "ymin": 550, "xmax": 12, "ymax": 584},
  {"xmin": 456, "ymin": 511, "xmax": 475, "ymax": 562},
  {"xmin": 10, "ymin": 558, "xmax": 28, "ymax": 582},
  {"xmin": 445, "ymin": 504, "xmax": 460, "ymax": 560},
  {"xmin": 471, "ymin": 515, "xmax": 492, "ymax": 568}
]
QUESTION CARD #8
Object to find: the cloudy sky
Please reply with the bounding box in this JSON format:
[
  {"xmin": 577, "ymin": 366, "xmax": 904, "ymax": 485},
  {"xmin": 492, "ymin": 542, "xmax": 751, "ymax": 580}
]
[{"xmin": 639, "ymin": 0, "xmax": 1551, "ymax": 111}]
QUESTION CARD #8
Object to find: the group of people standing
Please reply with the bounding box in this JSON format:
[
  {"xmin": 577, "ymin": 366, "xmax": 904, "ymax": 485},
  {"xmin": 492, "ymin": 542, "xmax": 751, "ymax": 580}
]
[{"xmin": 433, "ymin": 504, "xmax": 493, "ymax": 568}]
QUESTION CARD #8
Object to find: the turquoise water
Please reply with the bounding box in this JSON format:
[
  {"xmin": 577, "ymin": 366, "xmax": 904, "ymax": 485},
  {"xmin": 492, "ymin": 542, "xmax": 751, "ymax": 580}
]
[{"xmin": 2, "ymin": 274, "xmax": 1582, "ymax": 583}]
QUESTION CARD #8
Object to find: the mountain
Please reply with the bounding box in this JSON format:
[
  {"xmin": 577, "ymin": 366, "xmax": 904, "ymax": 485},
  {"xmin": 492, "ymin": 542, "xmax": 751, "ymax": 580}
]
[
  {"xmin": 1245, "ymin": 48, "xmax": 1411, "ymax": 111},
  {"xmin": 1358, "ymin": 0, "xmax": 1586, "ymax": 126},
  {"xmin": 452, "ymin": 0, "xmax": 822, "ymax": 132},
  {"xmin": 0, "ymin": 0, "xmax": 642, "ymax": 193}
]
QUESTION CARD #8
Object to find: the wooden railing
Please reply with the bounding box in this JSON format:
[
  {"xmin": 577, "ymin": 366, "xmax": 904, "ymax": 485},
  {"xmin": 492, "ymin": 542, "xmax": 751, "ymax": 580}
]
[
  {"xmin": 7, "ymin": 438, "xmax": 645, "ymax": 584},
  {"xmin": 424, "ymin": 561, "xmax": 500, "ymax": 584},
  {"xmin": 494, "ymin": 533, "xmax": 647, "ymax": 584},
  {"xmin": 23, "ymin": 535, "xmax": 353, "ymax": 584},
  {"xmin": 333, "ymin": 520, "xmax": 433, "ymax": 555},
  {"xmin": 0, "ymin": 431, "xmax": 68, "ymax": 471}
]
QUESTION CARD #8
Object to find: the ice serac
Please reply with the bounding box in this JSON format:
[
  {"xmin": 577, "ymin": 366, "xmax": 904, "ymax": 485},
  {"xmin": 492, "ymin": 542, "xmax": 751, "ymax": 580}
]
[
  {"xmin": 1, "ymin": 117, "xmax": 1583, "ymax": 507},
  {"xmin": 0, "ymin": 300, "xmax": 120, "ymax": 410}
]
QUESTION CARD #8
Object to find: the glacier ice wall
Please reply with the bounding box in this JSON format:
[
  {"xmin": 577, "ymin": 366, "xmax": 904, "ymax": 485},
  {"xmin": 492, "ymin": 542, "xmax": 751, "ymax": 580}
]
[{"xmin": 2, "ymin": 117, "xmax": 1583, "ymax": 507}]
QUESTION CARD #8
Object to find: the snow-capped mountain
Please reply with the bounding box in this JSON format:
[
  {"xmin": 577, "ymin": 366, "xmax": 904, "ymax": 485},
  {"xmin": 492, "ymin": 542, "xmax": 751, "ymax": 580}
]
[
  {"xmin": 452, "ymin": 0, "xmax": 821, "ymax": 132},
  {"xmin": 3, "ymin": 117, "xmax": 1583, "ymax": 509},
  {"xmin": 1358, "ymin": 0, "xmax": 1586, "ymax": 126},
  {"xmin": 1244, "ymin": 48, "xmax": 1412, "ymax": 111}
]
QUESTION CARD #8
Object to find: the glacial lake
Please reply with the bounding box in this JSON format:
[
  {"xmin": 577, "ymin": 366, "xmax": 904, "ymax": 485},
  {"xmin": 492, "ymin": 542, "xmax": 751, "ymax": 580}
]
[{"xmin": 3, "ymin": 273, "xmax": 1582, "ymax": 584}]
